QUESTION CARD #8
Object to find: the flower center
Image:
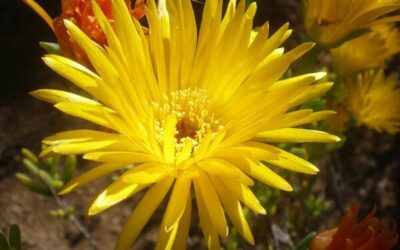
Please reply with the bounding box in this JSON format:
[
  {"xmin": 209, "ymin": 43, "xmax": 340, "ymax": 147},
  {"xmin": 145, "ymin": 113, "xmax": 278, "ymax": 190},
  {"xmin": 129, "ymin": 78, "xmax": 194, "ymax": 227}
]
[{"xmin": 152, "ymin": 88, "xmax": 224, "ymax": 154}]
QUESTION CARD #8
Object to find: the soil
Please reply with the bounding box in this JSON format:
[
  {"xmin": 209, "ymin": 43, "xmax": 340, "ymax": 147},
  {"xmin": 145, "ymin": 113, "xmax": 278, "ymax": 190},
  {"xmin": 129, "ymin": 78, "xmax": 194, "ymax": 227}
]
[{"xmin": 1, "ymin": 0, "xmax": 399, "ymax": 250}]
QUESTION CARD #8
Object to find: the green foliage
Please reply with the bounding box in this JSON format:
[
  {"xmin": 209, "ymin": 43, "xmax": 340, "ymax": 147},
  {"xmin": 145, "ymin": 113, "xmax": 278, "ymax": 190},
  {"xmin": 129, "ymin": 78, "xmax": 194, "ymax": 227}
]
[
  {"xmin": 49, "ymin": 207, "xmax": 75, "ymax": 220},
  {"xmin": 226, "ymin": 228, "xmax": 239, "ymax": 250},
  {"xmin": 16, "ymin": 147, "xmax": 78, "ymax": 196},
  {"xmin": 293, "ymin": 232, "xmax": 316, "ymax": 250},
  {"xmin": 301, "ymin": 98, "xmax": 326, "ymax": 112},
  {"xmin": 0, "ymin": 225, "xmax": 21, "ymax": 250},
  {"xmin": 39, "ymin": 42, "xmax": 62, "ymax": 55},
  {"xmin": 254, "ymin": 182, "xmax": 281, "ymax": 214},
  {"xmin": 305, "ymin": 195, "xmax": 330, "ymax": 217}
]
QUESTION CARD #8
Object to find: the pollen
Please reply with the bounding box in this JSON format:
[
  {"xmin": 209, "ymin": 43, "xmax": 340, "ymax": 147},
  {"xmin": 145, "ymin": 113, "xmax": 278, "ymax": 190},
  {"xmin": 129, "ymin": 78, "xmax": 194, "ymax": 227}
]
[{"xmin": 152, "ymin": 88, "xmax": 224, "ymax": 154}]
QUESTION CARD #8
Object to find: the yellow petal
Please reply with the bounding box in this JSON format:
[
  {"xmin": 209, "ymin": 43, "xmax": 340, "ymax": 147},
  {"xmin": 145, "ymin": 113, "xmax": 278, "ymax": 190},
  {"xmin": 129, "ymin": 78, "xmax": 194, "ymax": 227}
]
[
  {"xmin": 63, "ymin": 20, "xmax": 119, "ymax": 85},
  {"xmin": 41, "ymin": 55, "xmax": 121, "ymax": 114},
  {"xmin": 163, "ymin": 175, "xmax": 191, "ymax": 231},
  {"xmin": 41, "ymin": 55, "xmax": 104, "ymax": 95},
  {"xmin": 265, "ymin": 146, "xmax": 319, "ymax": 174},
  {"xmin": 163, "ymin": 114, "xmax": 177, "ymax": 164},
  {"xmin": 234, "ymin": 159, "xmax": 293, "ymax": 191},
  {"xmin": 211, "ymin": 176, "xmax": 255, "ymax": 245},
  {"xmin": 194, "ymin": 177, "xmax": 221, "ymax": 250},
  {"xmin": 214, "ymin": 141, "xmax": 279, "ymax": 160},
  {"xmin": 121, "ymin": 162, "xmax": 170, "ymax": 184},
  {"xmin": 42, "ymin": 140, "xmax": 125, "ymax": 157},
  {"xmin": 83, "ymin": 151, "xmax": 156, "ymax": 164},
  {"xmin": 59, "ymin": 163, "xmax": 124, "ymax": 195},
  {"xmin": 370, "ymin": 14, "xmax": 400, "ymax": 26},
  {"xmin": 22, "ymin": 0, "xmax": 54, "ymax": 31},
  {"xmin": 91, "ymin": 0, "xmax": 123, "ymax": 57},
  {"xmin": 285, "ymin": 110, "xmax": 336, "ymax": 127},
  {"xmin": 247, "ymin": 43, "xmax": 314, "ymax": 89},
  {"xmin": 195, "ymin": 170, "xmax": 228, "ymax": 238},
  {"xmin": 256, "ymin": 128, "xmax": 341, "ymax": 143},
  {"xmin": 42, "ymin": 129, "xmax": 125, "ymax": 145},
  {"xmin": 292, "ymin": 82, "xmax": 334, "ymax": 106},
  {"xmin": 170, "ymin": 193, "xmax": 192, "ymax": 250},
  {"xmin": 88, "ymin": 178, "xmax": 148, "ymax": 215},
  {"xmin": 54, "ymin": 102, "xmax": 114, "ymax": 129},
  {"xmin": 156, "ymin": 189, "xmax": 192, "ymax": 250},
  {"xmin": 176, "ymin": 139, "xmax": 194, "ymax": 164},
  {"xmin": 197, "ymin": 158, "xmax": 253, "ymax": 186},
  {"xmin": 222, "ymin": 179, "xmax": 266, "ymax": 215},
  {"xmin": 115, "ymin": 178, "xmax": 174, "ymax": 250},
  {"xmin": 275, "ymin": 72, "xmax": 326, "ymax": 87},
  {"xmin": 30, "ymin": 89, "xmax": 100, "ymax": 106}
]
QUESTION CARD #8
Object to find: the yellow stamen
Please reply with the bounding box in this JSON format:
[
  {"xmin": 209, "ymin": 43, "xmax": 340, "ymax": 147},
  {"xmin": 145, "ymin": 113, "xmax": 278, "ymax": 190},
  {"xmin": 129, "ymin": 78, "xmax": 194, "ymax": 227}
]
[{"xmin": 153, "ymin": 88, "xmax": 224, "ymax": 157}]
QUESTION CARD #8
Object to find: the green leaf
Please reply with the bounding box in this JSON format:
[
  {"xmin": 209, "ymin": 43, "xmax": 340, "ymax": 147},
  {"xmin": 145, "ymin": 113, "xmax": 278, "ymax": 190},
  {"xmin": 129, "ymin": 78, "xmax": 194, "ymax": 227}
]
[
  {"xmin": 8, "ymin": 225, "xmax": 21, "ymax": 250},
  {"xmin": 294, "ymin": 232, "xmax": 316, "ymax": 250},
  {"xmin": 21, "ymin": 148, "xmax": 38, "ymax": 165},
  {"xmin": 50, "ymin": 157, "xmax": 60, "ymax": 179},
  {"xmin": 0, "ymin": 233, "xmax": 9, "ymax": 250},
  {"xmin": 15, "ymin": 173, "xmax": 52, "ymax": 196},
  {"xmin": 22, "ymin": 158, "xmax": 55, "ymax": 185},
  {"xmin": 39, "ymin": 42, "xmax": 62, "ymax": 55},
  {"xmin": 38, "ymin": 171, "xmax": 55, "ymax": 188},
  {"xmin": 22, "ymin": 159, "xmax": 40, "ymax": 176},
  {"xmin": 49, "ymin": 207, "xmax": 74, "ymax": 220},
  {"xmin": 51, "ymin": 180, "xmax": 64, "ymax": 190}
]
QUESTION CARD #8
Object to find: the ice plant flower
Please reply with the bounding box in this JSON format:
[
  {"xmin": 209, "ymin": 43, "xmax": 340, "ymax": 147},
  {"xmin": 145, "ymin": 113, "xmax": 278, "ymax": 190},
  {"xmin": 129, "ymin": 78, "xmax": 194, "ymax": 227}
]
[
  {"xmin": 31, "ymin": 0, "xmax": 340, "ymax": 248},
  {"xmin": 331, "ymin": 24, "xmax": 400, "ymax": 76},
  {"xmin": 346, "ymin": 70, "xmax": 400, "ymax": 134},
  {"xmin": 302, "ymin": 0, "xmax": 400, "ymax": 48},
  {"xmin": 310, "ymin": 204, "xmax": 398, "ymax": 250},
  {"xmin": 23, "ymin": 0, "xmax": 145, "ymax": 65}
]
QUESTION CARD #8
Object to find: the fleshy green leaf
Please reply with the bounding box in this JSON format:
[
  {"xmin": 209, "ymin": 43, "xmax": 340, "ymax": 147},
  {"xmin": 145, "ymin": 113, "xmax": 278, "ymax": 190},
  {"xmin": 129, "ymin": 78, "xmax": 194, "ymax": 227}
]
[
  {"xmin": 0, "ymin": 233, "xmax": 9, "ymax": 250},
  {"xmin": 15, "ymin": 173, "xmax": 52, "ymax": 196},
  {"xmin": 39, "ymin": 42, "xmax": 62, "ymax": 55},
  {"xmin": 21, "ymin": 148, "xmax": 38, "ymax": 165},
  {"xmin": 9, "ymin": 225, "xmax": 21, "ymax": 250}
]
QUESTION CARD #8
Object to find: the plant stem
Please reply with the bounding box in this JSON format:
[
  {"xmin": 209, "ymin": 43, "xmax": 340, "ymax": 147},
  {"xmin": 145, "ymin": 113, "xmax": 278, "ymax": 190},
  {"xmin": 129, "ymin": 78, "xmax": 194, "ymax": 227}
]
[{"xmin": 37, "ymin": 173, "xmax": 97, "ymax": 250}]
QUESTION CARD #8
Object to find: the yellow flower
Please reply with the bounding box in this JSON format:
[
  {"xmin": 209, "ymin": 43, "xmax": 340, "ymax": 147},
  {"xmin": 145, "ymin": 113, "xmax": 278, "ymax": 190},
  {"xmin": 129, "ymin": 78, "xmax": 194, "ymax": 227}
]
[
  {"xmin": 331, "ymin": 24, "xmax": 400, "ymax": 76},
  {"xmin": 346, "ymin": 70, "xmax": 400, "ymax": 134},
  {"xmin": 31, "ymin": 0, "xmax": 339, "ymax": 249},
  {"xmin": 303, "ymin": 0, "xmax": 400, "ymax": 47}
]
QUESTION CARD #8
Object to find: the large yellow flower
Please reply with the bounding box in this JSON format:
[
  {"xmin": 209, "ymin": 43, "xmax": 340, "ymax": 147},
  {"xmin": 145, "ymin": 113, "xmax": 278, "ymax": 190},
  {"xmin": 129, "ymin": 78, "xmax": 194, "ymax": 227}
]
[
  {"xmin": 346, "ymin": 70, "xmax": 400, "ymax": 134},
  {"xmin": 331, "ymin": 24, "xmax": 400, "ymax": 76},
  {"xmin": 303, "ymin": 0, "xmax": 400, "ymax": 47},
  {"xmin": 31, "ymin": 0, "xmax": 339, "ymax": 248}
]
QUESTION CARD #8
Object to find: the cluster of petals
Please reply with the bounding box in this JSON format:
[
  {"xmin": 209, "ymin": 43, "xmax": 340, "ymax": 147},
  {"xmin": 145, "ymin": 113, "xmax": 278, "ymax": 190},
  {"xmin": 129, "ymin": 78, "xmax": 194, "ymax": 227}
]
[
  {"xmin": 310, "ymin": 204, "xmax": 398, "ymax": 250},
  {"xmin": 31, "ymin": 0, "xmax": 340, "ymax": 249},
  {"xmin": 303, "ymin": 0, "xmax": 400, "ymax": 47},
  {"xmin": 331, "ymin": 24, "xmax": 400, "ymax": 76},
  {"xmin": 346, "ymin": 70, "xmax": 400, "ymax": 134}
]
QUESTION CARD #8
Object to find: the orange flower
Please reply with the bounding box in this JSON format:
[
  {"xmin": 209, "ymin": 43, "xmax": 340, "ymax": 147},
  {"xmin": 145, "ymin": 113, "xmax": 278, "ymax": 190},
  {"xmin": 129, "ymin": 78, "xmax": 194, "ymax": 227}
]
[
  {"xmin": 23, "ymin": 0, "xmax": 145, "ymax": 65},
  {"xmin": 310, "ymin": 204, "xmax": 398, "ymax": 250}
]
